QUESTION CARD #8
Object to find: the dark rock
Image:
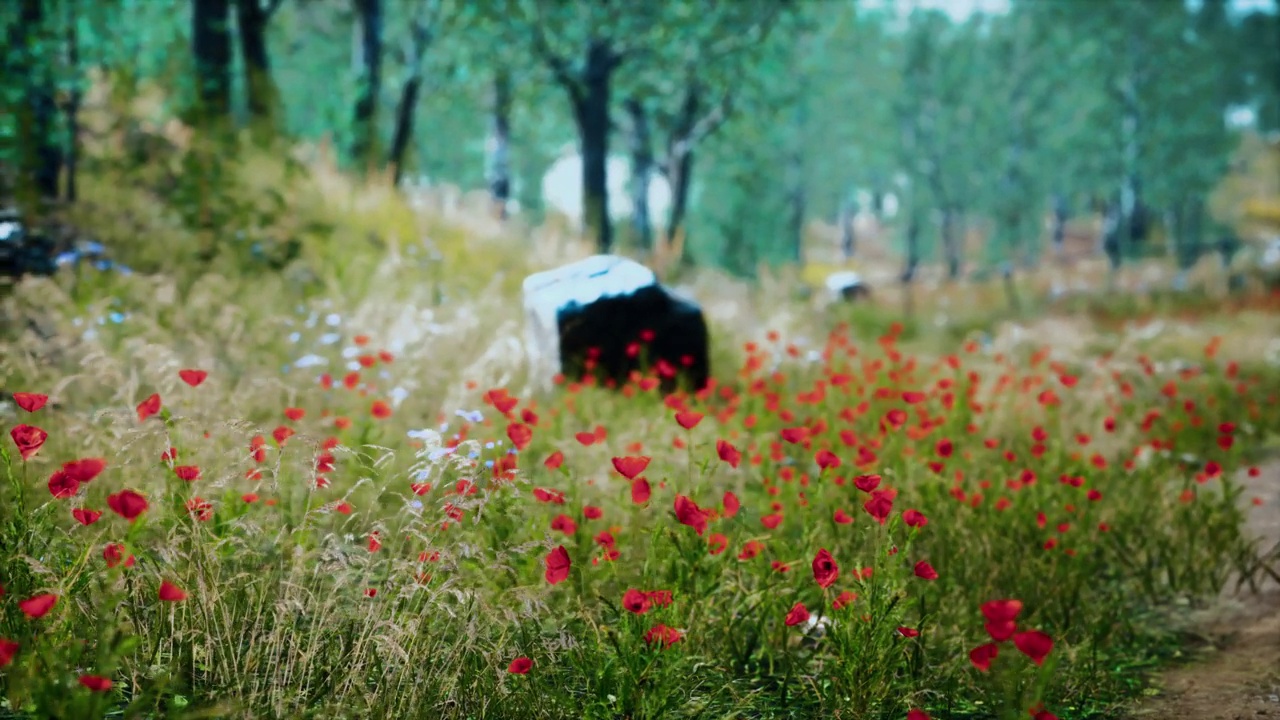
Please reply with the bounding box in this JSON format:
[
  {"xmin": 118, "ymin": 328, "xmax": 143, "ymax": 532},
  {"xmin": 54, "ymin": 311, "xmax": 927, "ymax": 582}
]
[
  {"xmin": 825, "ymin": 270, "xmax": 871, "ymax": 301},
  {"xmin": 0, "ymin": 209, "xmax": 57, "ymax": 280},
  {"xmin": 524, "ymin": 255, "xmax": 709, "ymax": 393}
]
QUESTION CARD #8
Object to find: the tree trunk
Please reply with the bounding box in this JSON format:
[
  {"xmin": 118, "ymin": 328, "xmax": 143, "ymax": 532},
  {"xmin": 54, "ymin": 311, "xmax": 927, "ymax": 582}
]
[
  {"xmin": 64, "ymin": 0, "xmax": 80, "ymax": 202},
  {"xmin": 902, "ymin": 216, "xmax": 921, "ymax": 284},
  {"xmin": 1102, "ymin": 198, "xmax": 1123, "ymax": 286},
  {"xmin": 351, "ymin": 0, "xmax": 383, "ymax": 171},
  {"xmin": 941, "ymin": 207, "xmax": 961, "ymax": 280},
  {"xmin": 234, "ymin": 0, "xmax": 279, "ymax": 131},
  {"xmin": 838, "ymin": 192, "xmax": 856, "ymax": 260},
  {"xmin": 12, "ymin": 0, "xmax": 63, "ymax": 203},
  {"xmin": 670, "ymin": 150, "xmax": 694, "ymax": 265},
  {"xmin": 387, "ymin": 72, "xmax": 421, "ymax": 187},
  {"xmin": 192, "ymin": 0, "xmax": 233, "ymax": 128},
  {"xmin": 786, "ymin": 149, "xmax": 806, "ymax": 265},
  {"xmin": 785, "ymin": 91, "xmax": 808, "ymax": 265},
  {"xmin": 573, "ymin": 39, "xmax": 614, "ymax": 253},
  {"xmin": 901, "ymin": 213, "xmax": 921, "ymax": 318},
  {"xmin": 487, "ymin": 69, "xmax": 512, "ymax": 218},
  {"xmin": 625, "ymin": 97, "xmax": 653, "ymax": 252},
  {"xmin": 1050, "ymin": 193, "xmax": 1068, "ymax": 258}
]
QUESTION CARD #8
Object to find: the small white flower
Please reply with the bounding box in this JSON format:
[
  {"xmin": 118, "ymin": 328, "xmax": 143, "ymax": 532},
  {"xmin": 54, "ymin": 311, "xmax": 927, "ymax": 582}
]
[
  {"xmin": 321, "ymin": 333, "xmax": 342, "ymax": 345},
  {"xmin": 346, "ymin": 361, "xmax": 362, "ymax": 372},
  {"xmin": 288, "ymin": 331, "xmax": 302, "ymax": 343},
  {"xmin": 455, "ymin": 409, "xmax": 484, "ymax": 423},
  {"xmin": 293, "ymin": 354, "xmax": 327, "ymax": 368},
  {"xmin": 325, "ymin": 313, "xmax": 341, "ymax": 327}
]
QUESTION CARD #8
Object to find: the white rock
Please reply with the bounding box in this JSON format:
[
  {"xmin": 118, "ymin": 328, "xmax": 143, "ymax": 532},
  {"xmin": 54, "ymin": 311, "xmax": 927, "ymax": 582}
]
[{"xmin": 522, "ymin": 255, "xmax": 657, "ymax": 389}]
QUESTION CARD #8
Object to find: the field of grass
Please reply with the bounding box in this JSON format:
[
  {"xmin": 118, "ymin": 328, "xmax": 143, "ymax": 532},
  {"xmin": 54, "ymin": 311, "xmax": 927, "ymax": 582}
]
[{"xmin": 2, "ymin": 151, "xmax": 1279, "ymax": 720}]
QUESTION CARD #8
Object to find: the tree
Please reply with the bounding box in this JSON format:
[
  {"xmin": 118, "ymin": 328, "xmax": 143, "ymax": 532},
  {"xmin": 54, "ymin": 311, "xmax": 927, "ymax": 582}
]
[
  {"xmin": 192, "ymin": 0, "xmax": 234, "ymax": 129},
  {"xmin": 234, "ymin": 0, "xmax": 287, "ymax": 132},
  {"xmin": 350, "ymin": 0, "xmax": 383, "ymax": 171}
]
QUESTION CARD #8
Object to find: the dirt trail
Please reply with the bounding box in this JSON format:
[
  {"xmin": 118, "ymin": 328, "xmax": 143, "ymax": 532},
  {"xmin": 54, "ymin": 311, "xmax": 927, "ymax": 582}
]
[{"xmin": 1129, "ymin": 460, "xmax": 1280, "ymax": 719}]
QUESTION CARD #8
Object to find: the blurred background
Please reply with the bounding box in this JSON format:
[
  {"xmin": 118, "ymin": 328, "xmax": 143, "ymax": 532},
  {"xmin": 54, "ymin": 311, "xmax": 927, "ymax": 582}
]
[{"xmin": 2, "ymin": 0, "xmax": 1279, "ymax": 318}]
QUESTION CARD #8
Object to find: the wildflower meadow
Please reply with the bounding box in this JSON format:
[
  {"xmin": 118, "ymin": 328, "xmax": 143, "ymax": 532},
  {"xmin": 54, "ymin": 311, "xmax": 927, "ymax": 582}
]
[{"xmin": 2, "ymin": 289, "xmax": 1278, "ymax": 719}]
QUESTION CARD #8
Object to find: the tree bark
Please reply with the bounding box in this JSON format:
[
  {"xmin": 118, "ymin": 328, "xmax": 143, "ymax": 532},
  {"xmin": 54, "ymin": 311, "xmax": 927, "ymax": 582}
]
[
  {"xmin": 192, "ymin": 0, "xmax": 234, "ymax": 128},
  {"xmin": 487, "ymin": 69, "xmax": 512, "ymax": 218},
  {"xmin": 351, "ymin": 0, "xmax": 384, "ymax": 171},
  {"xmin": 64, "ymin": 0, "xmax": 80, "ymax": 202},
  {"xmin": 941, "ymin": 207, "xmax": 961, "ymax": 280},
  {"xmin": 1050, "ymin": 193, "xmax": 1068, "ymax": 258},
  {"xmin": 838, "ymin": 192, "xmax": 856, "ymax": 260},
  {"xmin": 12, "ymin": 0, "xmax": 63, "ymax": 202},
  {"xmin": 571, "ymin": 39, "xmax": 615, "ymax": 253},
  {"xmin": 234, "ymin": 0, "xmax": 280, "ymax": 131},
  {"xmin": 387, "ymin": 74, "xmax": 421, "ymax": 187},
  {"xmin": 625, "ymin": 97, "xmax": 653, "ymax": 252},
  {"xmin": 388, "ymin": 11, "xmax": 431, "ymax": 187}
]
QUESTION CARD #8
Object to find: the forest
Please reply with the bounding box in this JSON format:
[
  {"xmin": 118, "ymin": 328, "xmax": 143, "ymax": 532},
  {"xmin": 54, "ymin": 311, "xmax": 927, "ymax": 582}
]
[{"xmin": 3, "ymin": 0, "xmax": 1279, "ymax": 281}]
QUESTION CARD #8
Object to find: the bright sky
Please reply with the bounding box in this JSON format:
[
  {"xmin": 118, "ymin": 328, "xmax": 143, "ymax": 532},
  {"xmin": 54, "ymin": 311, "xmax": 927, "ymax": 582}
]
[{"xmin": 863, "ymin": 0, "xmax": 1277, "ymax": 22}]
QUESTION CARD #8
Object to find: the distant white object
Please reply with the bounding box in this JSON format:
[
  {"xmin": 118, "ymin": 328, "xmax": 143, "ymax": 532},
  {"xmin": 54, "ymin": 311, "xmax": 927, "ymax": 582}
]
[
  {"xmin": 1262, "ymin": 237, "xmax": 1280, "ymax": 268},
  {"xmin": 522, "ymin": 255, "xmax": 657, "ymax": 388},
  {"xmin": 825, "ymin": 270, "xmax": 870, "ymax": 301},
  {"xmin": 540, "ymin": 149, "xmax": 673, "ymax": 232}
]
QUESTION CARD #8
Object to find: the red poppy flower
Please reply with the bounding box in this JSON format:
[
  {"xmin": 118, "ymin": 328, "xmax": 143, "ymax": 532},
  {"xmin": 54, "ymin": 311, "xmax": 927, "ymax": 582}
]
[
  {"xmin": 854, "ymin": 474, "xmax": 882, "ymax": 493},
  {"xmin": 623, "ymin": 588, "xmax": 652, "ymax": 615},
  {"xmin": 969, "ymin": 642, "xmax": 999, "ymax": 672},
  {"xmin": 815, "ymin": 449, "xmax": 841, "ymax": 469},
  {"xmin": 0, "ymin": 639, "xmax": 18, "ymax": 667},
  {"xmin": 507, "ymin": 656, "xmax": 532, "ymax": 674},
  {"xmin": 544, "ymin": 450, "xmax": 564, "ymax": 469},
  {"xmin": 62, "ymin": 458, "xmax": 106, "ymax": 483},
  {"xmin": 863, "ymin": 491, "xmax": 893, "ymax": 524},
  {"xmin": 611, "ymin": 456, "xmax": 650, "ymax": 480},
  {"xmin": 643, "ymin": 624, "xmax": 683, "ymax": 648},
  {"xmin": 897, "ymin": 626, "xmax": 920, "ymax": 638},
  {"xmin": 784, "ymin": 602, "xmax": 810, "ymax": 627},
  {"xmin": 981, "ymin": 599, "xmax": 1023, "ymax": 641},
  {"xmin": 907, "ymin": 711, "xmax": 931, "ymax": 720},
  {"xmin": 674, "ymin": 495, "xmax": 709, "ymax": 535},
  {"xmin": 12, "ymin": 392, "xmax": 48, "ymax": 412},
  {"xmin": 631, "ymin": 478, "xmax": 651, "ymax": 504},
  {"xmin": 544, "ymin": 545, "xmax": 571, "ymax": 584},
  {"xmin": 722, "ymin": 491, "xmax": 740, "ymax": 518},
  {"xmin": 173, "ymin": 465, "xmax": 201, "ymax": 482},
  {"xmin": 78, "ymin": 675, "xmax": 113, "ymax": 692},
  {"xmin": 9, "ymin": 424, "xmax": 47, "ymax": 460},
  {"xmin": 550, "ymin": 514, "xmax": 577, "ymax": 535},
  {"xmin": 102, "ymin": 543, "xmax": 134, "ymax": 569},
  {"xmin": 708, "ymin": 533, "xmax": 728, "ymax": 555},
  {"xmin": 913, "ymin": 560, "xmax": 938, "ymax": 580},
  {"xmin": 158, "ymin": 580, "xmax": 187, "ymax": 602},
  {"xmin": 136, "ymin": 394, "xmax": 161, "ymax": 422},
  {"xmin": 716, "ymin": 440, "xmax": 742, "ymax": 468},
  {"xmin": 675, "ymin": 410, "xmax": 704, "ymax": 429},
  {"xmin": 178, "ymin": 369, "xmax": 208, "ymax": 387},
  {"xmin": 48, "ymin": 471, "xmax": 79, "ymax": 499},
  {"xmin": 19, "ymin": 594, "xmax": 57, "ymax": 619},
  {"xmin": 72, "ymin": 508, "xmax": 102, "ymax": 526},
  {"xmin": 506, "ymin": 423, "xmax": 533, "ymax": 450},
  {"xmin": 583, "ymin": 505, "xmax": 602, "ymax": 519},
  {"xmin": 1013, "ymin": 630, "xmax": 1053, "ymax": 665},
  {"xmin": 834, "ymin": 508, "xmax": 854, "ymax": 524},
  {"xmin": 107, "ymin": 490, "xmax": 149, "ymax": 521},
  {"xmin": 903, "ymin": 509, "xmax": 928, "ymax": 528},
  {"xmin": 812, "ymin": 548, "xmax": 839, "ymax": 588},
  {"xmin": 371, "ymin": 400, "xmax": 392, "ymax": 419},
  {"xmin": 833, "ymin": 590, "xmax": 858, "ymax": 610}
]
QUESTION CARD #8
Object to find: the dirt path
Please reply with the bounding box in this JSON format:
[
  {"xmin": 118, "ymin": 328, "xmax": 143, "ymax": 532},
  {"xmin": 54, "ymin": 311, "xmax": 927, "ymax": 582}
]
[{"xmin": 1128, "ymin": 461, "xmax": 1280, "ymax": 719}]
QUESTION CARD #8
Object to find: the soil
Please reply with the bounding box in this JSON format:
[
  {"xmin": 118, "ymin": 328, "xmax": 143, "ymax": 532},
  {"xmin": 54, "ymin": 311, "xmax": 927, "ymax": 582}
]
[{"xmin": 1128, "ymin": 460, "xmax": 1280, "ymax": 719}]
